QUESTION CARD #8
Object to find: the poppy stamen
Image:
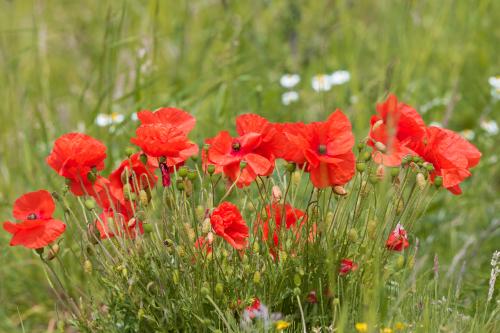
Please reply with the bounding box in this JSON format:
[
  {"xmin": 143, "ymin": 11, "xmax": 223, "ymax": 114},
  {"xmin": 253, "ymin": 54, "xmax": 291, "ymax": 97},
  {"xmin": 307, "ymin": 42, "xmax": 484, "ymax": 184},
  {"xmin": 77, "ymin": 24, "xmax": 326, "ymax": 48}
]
[
  {"xmin": 232, "ymin": 142, "xmax": 241, "ymax": 152},
  {"xmin": 318, "ymin": 144, "xmax": 327, "ymax": 155},
  {"xmin": 27, "ymin": 213, "xmax": 38, "ymax": 220}
]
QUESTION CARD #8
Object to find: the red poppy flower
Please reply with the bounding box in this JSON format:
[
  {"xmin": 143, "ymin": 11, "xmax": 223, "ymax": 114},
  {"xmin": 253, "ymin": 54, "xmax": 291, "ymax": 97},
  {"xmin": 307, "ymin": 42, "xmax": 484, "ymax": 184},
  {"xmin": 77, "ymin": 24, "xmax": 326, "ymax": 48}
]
[
  {"xmin": 280, "ymin": 110, "xmax": 356, "ymax": 188},
  {"xmin": 210, "ymin": 202, "xmax": 249, "ymax": 250},
  {"xmin": 46, "ymin": 133, "xmax": 107, "ymax": 195},
  {"xmin": 95, "ymin": 210, "xmax": 143, "ymax": 240},
  {"xmin": 368, "ymin": 94, "xmax": 426, "ymax": 166},
  {"xmin": 339, "ymin": 258, "xmax": 358, "ymax": 275},
  {"xmin": 206, "ymin": 131, "xmax": 273, "ymax": 187},
  {"xmin": 194, "ymin": 235, "xmax": 213, "ymax": 254},
  {"xmin": 3, "ymin": 190, "xmax": 65, "ymax": 249},
  {"xmin": 257, "ymin": 203, "xmax": 306, "ymax": 247},
  {"xmin": 386, "ymin": 223, "xmax": 409, "ymax": 251},
  {"xmin": 109, "ymin": 153, "xmax": 158, "ymax": 206},
  {"xmin": 306, "ymin": 291, "xmax": 318, "ymax": 304},
  {"xmin": 130, "ymin": 107, "xmax": 198, "ymax": 159},
  {"xmin": 410, "ymin": 126, "xmax": 481, "ymax": 194}
]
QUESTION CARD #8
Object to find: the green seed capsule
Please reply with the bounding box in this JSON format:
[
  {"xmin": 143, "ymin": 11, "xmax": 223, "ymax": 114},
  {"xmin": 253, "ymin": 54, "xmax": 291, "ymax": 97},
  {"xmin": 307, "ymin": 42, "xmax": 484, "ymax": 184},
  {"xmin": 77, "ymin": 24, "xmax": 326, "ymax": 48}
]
[
  {"xmin": 390, "ymin": 167, "xmax": 400, "ymax": 177},
  {"xmin": 356, "ymin": 162, "xmax": 366, "ymax": 173},
  {"xmin": 187, "ymin": 170, "xmax": 197, "ymax": 181},
  {"xmin": 84, "ymin": 198, "xmax": 96, "ymax": 210},
  {"xmin": 207, "ymin": 164, "xmax": 215, "ymax": 175},
  {"xmin": 178, "ymin": 166, "xmax": 188, "ymax": 178},
  {"xmin": 215, "ymin": 282, "xmax": 224, "ymax": 296},
  {"xmin": 143, "ymin": 223, "xmax": 153, "ymax": 234},
  {"xmin": 434, "ymin": 176, "xmax": 443, "ymax": 188},
  {"xmin": 348, "ymin": 228, "xmax": 358, "ymax": 242},
  {"xmin": 362, "ymin": 151, "xmax": 372, "ymax": 162}
]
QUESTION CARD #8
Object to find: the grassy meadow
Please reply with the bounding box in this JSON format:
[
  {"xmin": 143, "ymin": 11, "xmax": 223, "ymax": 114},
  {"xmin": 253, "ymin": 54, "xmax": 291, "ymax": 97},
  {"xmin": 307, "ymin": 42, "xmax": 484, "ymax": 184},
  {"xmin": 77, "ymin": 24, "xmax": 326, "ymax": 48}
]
[{"xmin": 0, "ymin": 1, "xmax": 499, "ymax": 332}]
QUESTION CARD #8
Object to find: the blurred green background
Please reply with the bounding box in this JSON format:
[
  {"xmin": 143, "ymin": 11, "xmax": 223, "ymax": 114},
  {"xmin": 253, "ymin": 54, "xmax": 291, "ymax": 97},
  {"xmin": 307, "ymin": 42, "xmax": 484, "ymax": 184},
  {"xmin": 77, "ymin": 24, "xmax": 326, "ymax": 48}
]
[{"xmin": 0, "ymin": 0, "xmax": 498, "ymax": 331}]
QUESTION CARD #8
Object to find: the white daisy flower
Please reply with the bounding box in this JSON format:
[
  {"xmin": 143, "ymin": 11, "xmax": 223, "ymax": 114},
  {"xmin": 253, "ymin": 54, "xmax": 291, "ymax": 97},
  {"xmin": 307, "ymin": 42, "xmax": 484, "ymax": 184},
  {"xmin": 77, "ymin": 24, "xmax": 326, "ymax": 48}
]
[
  {"xmin": 489, "ymin": 76, "xmax": 500, "ymax": 100},
  {"xmin": 131, "ymin": 112, "xmax": 139, "ymax": 121},
  {"xmin": 95, "ymin": 112, "xmax": 125, "ymax": 127},
  {"xmin": 480, "ymin": 119, "xmax": 499, "ymax": 135},
  {"xmin": 460, "ymin": 129, "xmax": 475, "ymax": 141},
  {"xmin": 312, "ymin": 74, "xmax": 333, "ymax": 92},
  {"xmin": 488, "ymin": 76, "xmax": 500, "ymax": 90},
  {"xmin": 281, "ymin": 91, "xmax": 299, "ymax": 105},
  {"xmin": 279, "ymin": 74, "xmax": 300, "ymax": 88},
  {"xmin": 329, "ymin": 70, "xmax": 350, "ymax": 85}
]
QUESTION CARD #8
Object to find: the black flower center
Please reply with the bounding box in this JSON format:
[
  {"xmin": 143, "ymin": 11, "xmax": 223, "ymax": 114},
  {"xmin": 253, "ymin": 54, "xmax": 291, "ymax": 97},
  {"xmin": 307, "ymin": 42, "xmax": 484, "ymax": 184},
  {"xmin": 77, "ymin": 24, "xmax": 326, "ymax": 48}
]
[
  {"xmin": 232, "ymin": 142, "xmax": 241, "ymax": 152},
  {"xmin": 318, "ymin": 144, "xmax": 327, "ymax": 155},
  {"xmin": 27, "ymin": 213, "xmax": 38, "ymax": 220}
]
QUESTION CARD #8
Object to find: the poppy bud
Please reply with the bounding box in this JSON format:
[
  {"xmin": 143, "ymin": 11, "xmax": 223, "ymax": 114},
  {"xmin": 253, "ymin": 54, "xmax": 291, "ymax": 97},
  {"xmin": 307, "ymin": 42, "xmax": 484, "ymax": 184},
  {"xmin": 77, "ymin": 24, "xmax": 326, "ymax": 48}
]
[
  {"xmin": 139, "ymin": 190, "xmax": 149, "ymax": 206},
  {"xmin": 240, "ymin": 160, "xmax": 247, "ymax": 169},
  {"xmin": 348, "ymin": 228, "xmax": 358, "ymax": 242},
  {"xmin": 362, "ymin": 151, "xmax": 372, "ymax": 162},
  {"xmin": 187, "ymin": 170, "xmax": 197, "ymax": 181},
  {"xmin": 47, "ymin": 244, "xmax": 60, "ymax": 260},
  {"xmin": 285, "ymin": 162, "xmax": 296, "ymax": 172},
  {"xmin": 372, "ymin": 119, "xmax": 384, "ymax": 131},
  {"xmin": 423, "ymin": 162, "xmax": 435, "ymax": 172},
  {"xmin": 84, "ymin": 260, "xmax": 93, "ymax": 274},
  {"xmin": 293, "ymin": 287, "xmax": 301, "ymax": 296},
  {"xmin": 201, "ymin": 286, "xmax": 210, "ymax": 296},
  {"xmin": 356, "ymin": 162, "xmax": 366, "ymax": 173},
  {"xmin": 176, "ymin": 181, "xmax": 185, "ymax": 191},
  {"xmin": 374, "ymin": 141, "xmax": 387, "ymax": 152},
  {"xmin": 292, "ymin": 171, "xmax": 301, "ymax": 185},
  {"xmin": 272, "ymin": 185, "xmax": 282, "ymax": 202},
  {"xmin": 396, "ymin": 255, "xmax": 405, "ymax": 269},
  {"xmin": 333, "ymin": 185, "xmax": 348, "ymax": 196},
  {"xmin": 87, "ymin": 171, "xmax": 97, "ymax": 183},
  {"xmin": 390, "ymin": 167, "xmax": 400, "ymax": 178},
  {"xmin": 357, "ymin": 141, "xmax": 365, "ymax": 151},
  {"xmin": 434, "ymin": 176, "xmax": 443, "ymax": 188},
  {"xmin": 293, "ymin": 274, "xmax": 301, "ymax": 286},
  {"xmin": 333, "ymin": 298, "xmax": 340, "ymax": 305},
  {"xmin": 143, "ymin": 223, "xmax": 153, "ymax": 234},
  {"xmin": 178, "ymin": 166, "xmax": 188, "ymax": 178},
  {"xmin": 416, "ymin": 173, "xmax": 426, "ymax": 190},
  {"xmin": 139, "ymin": 153, "xmax": 148, "ymax": 165},
  {"xmin": 412, "ymin": 156, "xmax": 423, "ymax": 163},
  {"xmin": 125, "ymin": 146, "xmax": 136, "ymax": 157},
  {"xmin": 253, "ymin": 271, "xmax": 261, "ymax": 285},
  {"xmin": 84, "ymin": 198, "xmax": 96, "ymax": 210},
  {"xmin": 376, "ymin": 165, "xmax": 385, "ymax": 179},
  {"xmin": 369, "ymin": 175, "xmax": 379, "ymax": 184},
  {"xmin": 215, "ymin": 282, "xmax": 224, "ymax": 296},
  {"xmin": 35, "ymin": 247, "xmax": 44, "ymax": 255},
  {"xmin": 253, "ymin": 242, "xmax": 260, "ymax": 253},
  {"xmin": 207, "ymin": 164, "xmax": 215, "ymax": 175},
  {"xmin": 401, "ymin": 155, "xmax": 412, "ymax": 165}
]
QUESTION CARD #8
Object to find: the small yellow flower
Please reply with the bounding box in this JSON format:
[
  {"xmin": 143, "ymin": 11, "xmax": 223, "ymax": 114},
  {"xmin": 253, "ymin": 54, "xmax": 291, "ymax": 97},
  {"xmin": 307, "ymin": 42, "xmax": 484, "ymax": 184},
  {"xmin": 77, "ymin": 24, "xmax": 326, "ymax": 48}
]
[
  {"xmin": 275, "ymin": 320, "xmax": 291, "ymax": 330},
  {"xmin": 355, "ymin": 322, "xmax": 368, "ymax": 333},
  {"xmin": 394, "ymin": 322, "xmax": 405, "ymax": 330},
  {"xmin": 381, "ymin": 328, "xmax": 393, "ymax": 333}
]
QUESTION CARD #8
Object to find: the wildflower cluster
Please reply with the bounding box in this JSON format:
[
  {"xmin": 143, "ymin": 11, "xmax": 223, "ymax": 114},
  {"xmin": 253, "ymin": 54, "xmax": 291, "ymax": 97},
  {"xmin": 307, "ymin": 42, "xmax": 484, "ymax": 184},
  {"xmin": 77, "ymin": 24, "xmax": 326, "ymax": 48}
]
[{"xmin": 2, "ymin": 95, "xmax": 483, "ymax": 332}]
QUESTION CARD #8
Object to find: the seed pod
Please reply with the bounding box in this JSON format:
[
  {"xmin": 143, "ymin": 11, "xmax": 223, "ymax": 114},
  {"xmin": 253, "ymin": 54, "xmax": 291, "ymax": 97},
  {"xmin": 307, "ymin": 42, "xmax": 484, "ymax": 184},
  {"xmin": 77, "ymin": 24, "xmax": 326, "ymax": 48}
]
[
  {"xmin": 187, "ymin": 170, "xmax": 197, "ymax": 181},
  {"xmin": 356, "ymin": 162, "xmax": 366, "ymax": 173},
  {"xmin": 396, "ymin": 255, "xmax": 405, "ymax": 269},
  {"xmin": 178, "ymin": 166, "xmax": 188, "ymax": 178},
  {"xmin": 362, "ymin": 151, "xmax": 372, "ymax": 162},
  {"xmin": 285, "ymin": 162, "xmax": 296, "ymax": 173},
  {"xmin": 390, "ymin": 167, "xmax": 400, "ymax": 178},
  {"xmin": 293, "ymin": 274, "xmax": 301, "ymax": 286},
  {"xmin": 176, "ymin": 181, "xmax": 185, "ymax": 191},
  {"xmin": 434, "ymin": 176, "xmax": 443, "ymax": 188}
]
